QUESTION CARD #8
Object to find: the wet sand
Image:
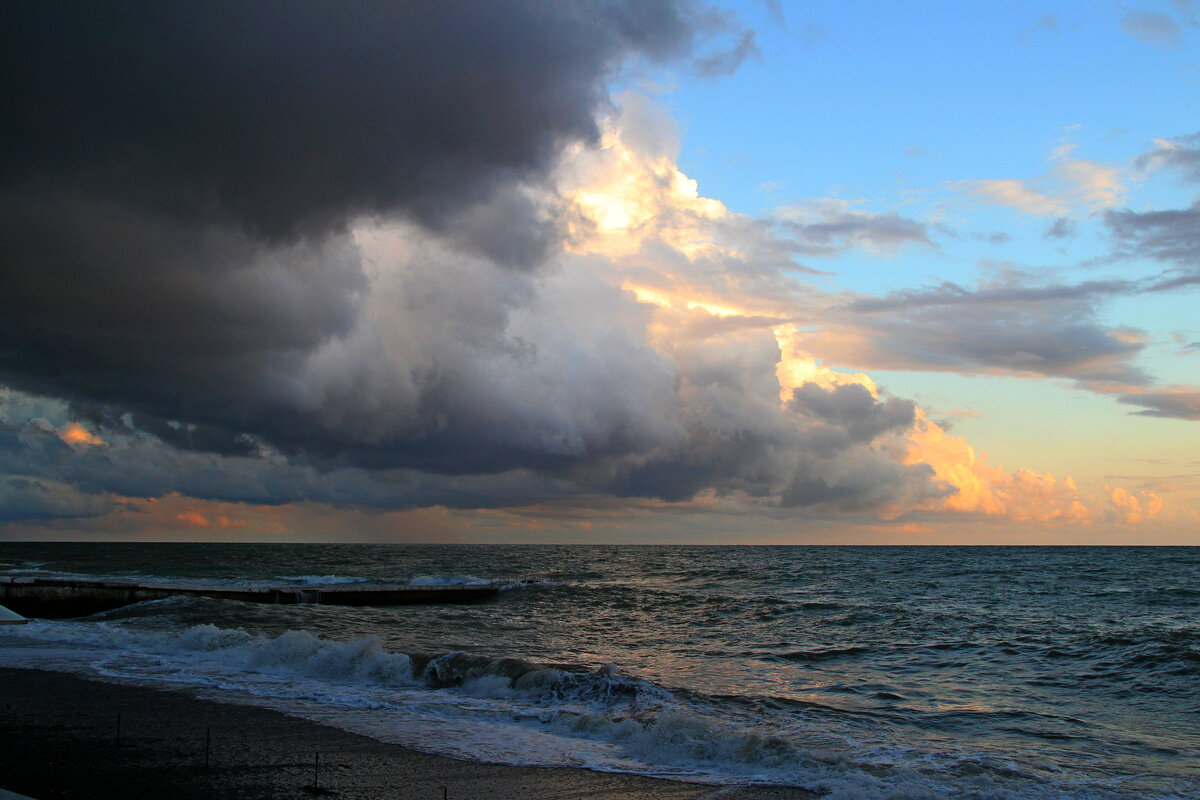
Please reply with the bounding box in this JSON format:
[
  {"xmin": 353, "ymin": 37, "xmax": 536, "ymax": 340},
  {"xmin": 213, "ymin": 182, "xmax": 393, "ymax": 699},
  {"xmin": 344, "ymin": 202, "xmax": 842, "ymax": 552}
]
[{"xmin": 0, "ymin": 668, "xmax": 815, "ymax": 800}]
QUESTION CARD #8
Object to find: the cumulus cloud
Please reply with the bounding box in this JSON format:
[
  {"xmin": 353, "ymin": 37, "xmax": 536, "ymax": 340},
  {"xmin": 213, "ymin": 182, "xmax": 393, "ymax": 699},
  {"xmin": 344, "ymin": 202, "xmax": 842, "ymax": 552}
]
[
  {"xmin": 900, "ymin": 410, "xmax": 1162, "ymax": 525},
  {"xmin": 1105, "ymin": 484, "xmax": 1165, "ymax": 523},
  {"xmin": 0, "ymin": 8, "xmax": 750, "ymax": 461},
  {"xmin": 0, "ymin": 1, "xmax": 750, "ymax": 434},
  {"xmin": 58, "ymin": 423, "xmax": 103, "ymax": 449},
  {"xmin": 1057, "ymin": 159, "xmax": 1126, "ymax": 209},
  {"xmin": 0, "ymin": 29, "xmax": 956, "ymax": 526},
  {"xmin": 786, "ymin": 259, "xmax": 1200, "ymax": 423}
]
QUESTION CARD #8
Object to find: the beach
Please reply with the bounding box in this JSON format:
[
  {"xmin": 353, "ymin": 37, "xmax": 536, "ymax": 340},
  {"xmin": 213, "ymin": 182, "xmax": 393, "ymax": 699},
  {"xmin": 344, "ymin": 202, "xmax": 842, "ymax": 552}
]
[{"xmin": 0, "ymin": 668, "xmax": 815, "ymax": 800}]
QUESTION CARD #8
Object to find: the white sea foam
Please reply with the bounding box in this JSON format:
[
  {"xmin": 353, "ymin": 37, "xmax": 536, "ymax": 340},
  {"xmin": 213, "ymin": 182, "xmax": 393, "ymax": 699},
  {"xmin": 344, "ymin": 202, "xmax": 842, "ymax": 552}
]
[
  {"xmin": 405, "ymin": 574, "xmax": 491, "ymax": 586},
  {"xmin": 0, "ymin": 620, "xmax": 1188, "ymax": 799}
]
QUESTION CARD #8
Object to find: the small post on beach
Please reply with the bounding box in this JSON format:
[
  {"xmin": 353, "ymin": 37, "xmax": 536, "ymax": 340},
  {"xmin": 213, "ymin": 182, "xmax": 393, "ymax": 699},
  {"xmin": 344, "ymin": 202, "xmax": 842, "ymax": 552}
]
[
  {"xmin": 205, "ymin": 726, "xmax": 211, "ymax": 768},
  {"xmin": 442, "ymin": 787, "xmax": 447, "ymax": 800},
  {"xmin": 314, "ymin": 750, "xmax": 320, "ymax": 789}
]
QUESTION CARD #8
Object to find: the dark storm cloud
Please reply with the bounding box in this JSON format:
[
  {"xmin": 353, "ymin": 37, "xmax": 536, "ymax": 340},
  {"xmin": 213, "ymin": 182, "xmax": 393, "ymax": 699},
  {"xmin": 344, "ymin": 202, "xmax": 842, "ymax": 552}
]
[
  {"xmin": 0, "ymin": 188, "xmax": 365, "ymax": 420},
  {"xmin": 2, "ymin": 219, "xmax": 691, "ymax": 481},
  {"xmin": 0, "ymin": 3, "xmax": 952, "ymax": 522},
  {"xmin": 0, "ymin": 1, "xmax": 743, "ymax": 466},
  {"xmin": 0, "ymin": 475, "xmax": 112, "ymax": 522},
  {"xmin": 0, "ymin": 350, "xmax": 937, "ymax": 518},
  {"xmin": 0, "ymin": 407, "xmax": 575, "ymax": 512},
  {"xmin": 2, "ymin": 1, "xmax": 710, "ymax": 241}
]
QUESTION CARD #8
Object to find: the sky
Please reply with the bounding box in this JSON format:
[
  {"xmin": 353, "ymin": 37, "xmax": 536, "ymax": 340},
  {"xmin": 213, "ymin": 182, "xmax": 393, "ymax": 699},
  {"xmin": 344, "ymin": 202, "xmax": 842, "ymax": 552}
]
[{"xmin": 1, "ymin": 0, "xmax": 1197, "ymax": 544}]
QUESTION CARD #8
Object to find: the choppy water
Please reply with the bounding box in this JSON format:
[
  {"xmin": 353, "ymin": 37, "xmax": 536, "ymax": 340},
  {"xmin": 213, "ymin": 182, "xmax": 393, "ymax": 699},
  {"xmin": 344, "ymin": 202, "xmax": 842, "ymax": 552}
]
[{"xmin": 1, "ymin": 543, "xmax": 1197, "ymax": 798}]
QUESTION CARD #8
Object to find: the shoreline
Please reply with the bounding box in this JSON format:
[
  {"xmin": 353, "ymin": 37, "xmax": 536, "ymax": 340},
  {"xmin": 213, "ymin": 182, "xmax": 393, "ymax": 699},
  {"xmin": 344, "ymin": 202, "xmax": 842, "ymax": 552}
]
[{"xmin": 0, "ymin": 667, "xmax": 815, "ymax": 800}]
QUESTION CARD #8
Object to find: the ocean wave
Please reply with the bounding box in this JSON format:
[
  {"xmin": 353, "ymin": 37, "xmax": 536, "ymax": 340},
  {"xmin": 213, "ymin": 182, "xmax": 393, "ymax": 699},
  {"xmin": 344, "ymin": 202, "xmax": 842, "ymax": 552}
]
[
  {"xmin": 775, "ymin": 646, "xmax": 870, "ymax": 663},
  {"xmin": 1, "ymin": 621, "xmax": 825, "ymax": 781},
  {"xmin": 2, "ymin": 619, "xmax": 1194, "ymax": 798}
]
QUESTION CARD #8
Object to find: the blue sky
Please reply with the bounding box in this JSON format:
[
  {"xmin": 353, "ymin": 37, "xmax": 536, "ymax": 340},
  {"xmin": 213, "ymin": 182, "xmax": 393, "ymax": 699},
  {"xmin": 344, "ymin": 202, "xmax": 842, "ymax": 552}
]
[{"xmin": 663, "ymin": 1, "xmax": 1199, "ymax": 216}]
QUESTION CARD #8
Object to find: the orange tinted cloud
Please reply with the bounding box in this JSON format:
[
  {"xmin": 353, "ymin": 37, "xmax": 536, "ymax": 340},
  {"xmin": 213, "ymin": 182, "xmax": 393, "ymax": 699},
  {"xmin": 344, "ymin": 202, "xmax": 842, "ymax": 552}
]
[
  {"xmin": 901, "ymin": 409, "xmax": 1162, "ymax": 525},
  {"xmin": 176, "ymin": 510, "xmax": 243, "ymax": 529},
  {"xmin": 58, "ymin": 422, "xmax": 103, "ymax": 447},
  {"xmin": 1105, "ymin": 484, "xmax": 1165, "ymax": 524}
]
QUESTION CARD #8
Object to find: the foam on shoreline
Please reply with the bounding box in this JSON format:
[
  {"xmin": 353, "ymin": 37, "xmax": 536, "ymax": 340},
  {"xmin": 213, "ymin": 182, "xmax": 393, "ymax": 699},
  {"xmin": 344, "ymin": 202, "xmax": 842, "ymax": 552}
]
[{"xmin": 0, "ymin": 666, "xmax": 814, "ymax": 800}]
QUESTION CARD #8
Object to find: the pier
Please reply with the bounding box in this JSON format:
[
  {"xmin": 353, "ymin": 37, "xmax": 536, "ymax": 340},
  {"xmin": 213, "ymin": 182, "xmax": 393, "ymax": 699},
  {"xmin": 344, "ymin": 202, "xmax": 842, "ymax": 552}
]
[{"xmin": 0, "ymin": 576, "xmax": 504, "ymax": 619}]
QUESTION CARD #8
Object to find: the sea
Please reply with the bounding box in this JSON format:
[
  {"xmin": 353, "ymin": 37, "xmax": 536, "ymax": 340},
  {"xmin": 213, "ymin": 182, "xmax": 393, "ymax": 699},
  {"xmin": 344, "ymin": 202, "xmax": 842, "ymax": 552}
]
[{"xmin": 0, "ymin": 544, "xmax": 1197, "ymax": 799}]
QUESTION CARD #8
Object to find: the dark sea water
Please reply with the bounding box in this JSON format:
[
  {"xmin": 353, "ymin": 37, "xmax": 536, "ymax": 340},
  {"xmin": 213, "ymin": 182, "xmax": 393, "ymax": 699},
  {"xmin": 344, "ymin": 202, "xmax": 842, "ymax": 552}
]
[{"xmin": 1, "ymin": 544, "xmax": 1197, "ymax": 798}]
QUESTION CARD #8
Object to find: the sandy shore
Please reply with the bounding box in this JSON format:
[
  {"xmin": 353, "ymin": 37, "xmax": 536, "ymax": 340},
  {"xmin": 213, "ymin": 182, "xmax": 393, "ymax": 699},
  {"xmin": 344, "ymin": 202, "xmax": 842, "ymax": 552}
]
[{"xmin": 0, "ymin": 668, "xmax": 816, "ymax": 800}]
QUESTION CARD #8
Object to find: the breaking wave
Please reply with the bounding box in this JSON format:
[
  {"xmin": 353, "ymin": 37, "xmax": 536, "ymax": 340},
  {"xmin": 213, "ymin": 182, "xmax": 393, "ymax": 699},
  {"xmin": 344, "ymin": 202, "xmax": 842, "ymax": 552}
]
[
  {"xmin": 405, "ymin": 574, "xmax": 492, "ymax": 587},
  {"xmin": 3, "ymin": 618, "xmax": 1185, "ymax": 798}
]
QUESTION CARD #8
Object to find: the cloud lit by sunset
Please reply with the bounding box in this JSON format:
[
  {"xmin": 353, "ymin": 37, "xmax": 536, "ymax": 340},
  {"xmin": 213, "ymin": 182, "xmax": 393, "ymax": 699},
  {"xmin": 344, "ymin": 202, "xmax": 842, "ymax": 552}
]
[{"xmin": 1, "ymin": 1, "xmax": 1196, "ymax": 544}]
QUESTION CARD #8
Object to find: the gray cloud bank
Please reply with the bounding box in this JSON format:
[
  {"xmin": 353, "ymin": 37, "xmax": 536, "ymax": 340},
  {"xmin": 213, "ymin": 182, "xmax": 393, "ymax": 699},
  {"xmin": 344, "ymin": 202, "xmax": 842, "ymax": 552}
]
[
  {"xmin": 1, "ymin": 2, "xmax": 944, "ymax": 522},
  {"xmin": 832, "ymin": 277, "xmax": 1151, "ymax": 386}
]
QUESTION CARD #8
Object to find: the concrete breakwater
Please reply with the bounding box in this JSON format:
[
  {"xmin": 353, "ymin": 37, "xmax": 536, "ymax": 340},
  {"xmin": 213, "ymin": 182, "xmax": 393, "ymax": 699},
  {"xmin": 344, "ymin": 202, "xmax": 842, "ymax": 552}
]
[{"xmin": 0, "ymin": 576, "xmax": 504, "ymax": 619}]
